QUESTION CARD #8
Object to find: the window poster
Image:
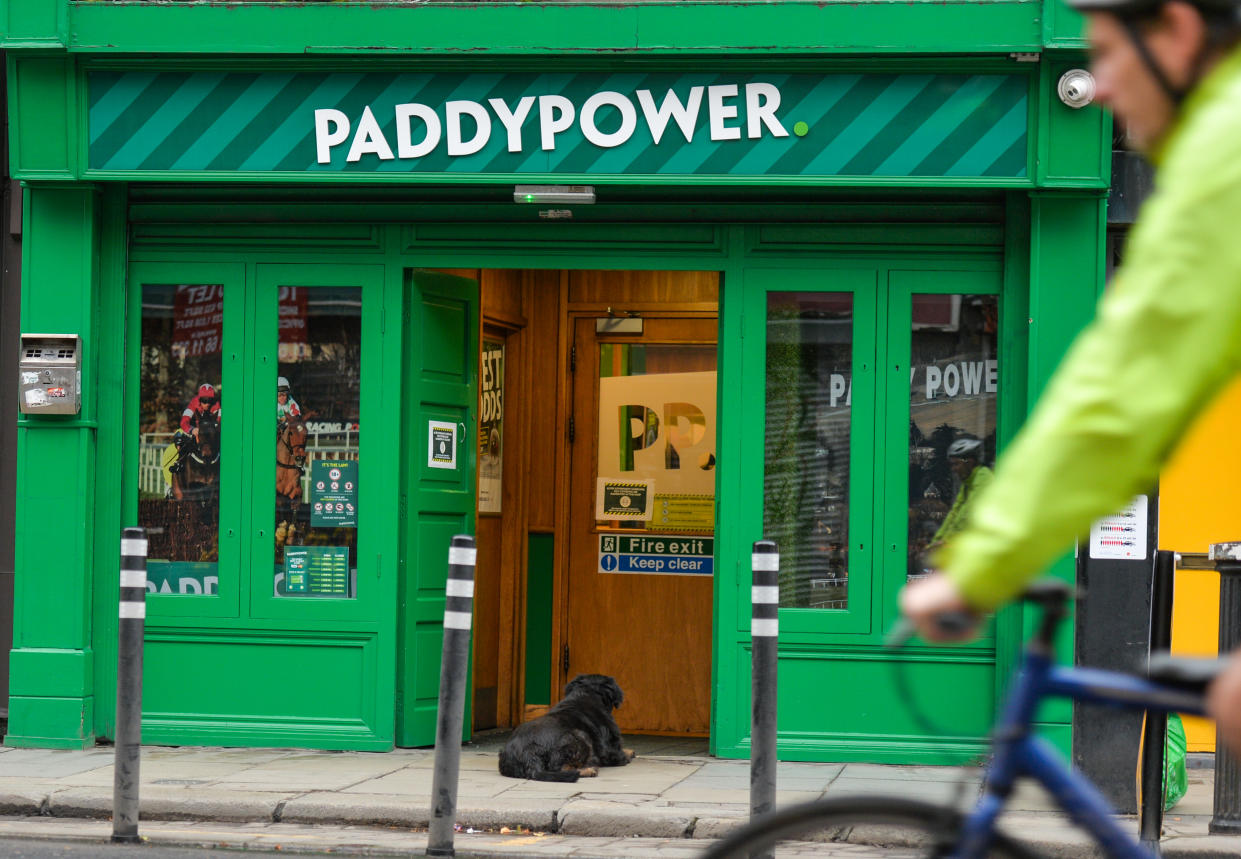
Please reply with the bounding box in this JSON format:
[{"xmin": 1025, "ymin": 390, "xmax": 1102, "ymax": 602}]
[
  {"xmin": 596, "ymin": 370, "xmax": 716, "ymax": 532},
  {"xmin": 478, "ymin": 339, "xmax": 504, "ymax": 513}
]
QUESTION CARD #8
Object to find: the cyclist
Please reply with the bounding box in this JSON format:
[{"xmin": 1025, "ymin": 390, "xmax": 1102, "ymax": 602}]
[
  {"xmin": 926, "ymin": 437, "xmax": 994, "ymax": 553},
  {"xmin": 899, "ymin": 0, "xmax": 1241, "ymax": 743}
]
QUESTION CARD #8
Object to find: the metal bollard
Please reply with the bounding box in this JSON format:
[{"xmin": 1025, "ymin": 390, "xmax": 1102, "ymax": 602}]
[
  {"xmin": 426, "ymin": 535, "xmax": 477, "ymax": 858},
  {"xmin": 1139, "ymin": 549, "xmax": 1175, "ymax": 849},
  {"xmin": 113, "ymin": 527, "xmax": 148, "ymax": 844},
  {"xmin": 1210, "ymin": 542, "xmax": 1241, "ymax": 834},
  {"xmin": 750, "ymin": 540, "xmax": 779, "ymax": 859}
]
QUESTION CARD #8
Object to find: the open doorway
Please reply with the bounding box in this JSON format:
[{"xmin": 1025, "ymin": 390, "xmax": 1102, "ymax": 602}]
[{"xmin": 456, "ymin": 268, "xmax": 718, "ymax": 736}]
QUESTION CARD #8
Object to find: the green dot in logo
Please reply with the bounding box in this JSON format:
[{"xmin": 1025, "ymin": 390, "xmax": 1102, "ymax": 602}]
[{"xmin": 793, "ymin": 121, "xmax": 809, "ymax": 138}]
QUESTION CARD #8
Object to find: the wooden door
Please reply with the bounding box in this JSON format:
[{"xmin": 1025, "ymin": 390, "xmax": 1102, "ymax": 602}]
[{"xmin": 566, "ymin": 315, "xmax": 717, "ymax": 734}]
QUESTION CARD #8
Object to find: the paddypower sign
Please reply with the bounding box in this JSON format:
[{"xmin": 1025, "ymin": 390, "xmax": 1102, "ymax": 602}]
[{"xmin": 87, "ymin": 71, "xmax": 1028, "ymax": 180}]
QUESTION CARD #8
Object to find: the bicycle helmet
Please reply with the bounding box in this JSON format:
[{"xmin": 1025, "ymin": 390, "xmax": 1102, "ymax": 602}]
[
  {"xmin": 1067, "ymin": 0, "xmax": 1239, "ymax": 13},
  {"xmin": 947, "ymin": 438, "xmax": 983, "ymax": 459},
  {"xmin": 1067, "ymin": 0, "xmax": 1241, "ymax": 104}
]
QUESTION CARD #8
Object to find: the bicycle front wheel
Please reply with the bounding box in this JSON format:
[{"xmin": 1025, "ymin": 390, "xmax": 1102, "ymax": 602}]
[{"xmin": 700, "ymin": 795, "xmax": 1043, "ymax": 858}]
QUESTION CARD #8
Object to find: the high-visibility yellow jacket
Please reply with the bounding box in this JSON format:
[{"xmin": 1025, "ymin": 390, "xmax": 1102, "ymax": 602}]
[{"xmin": 938, "ymin": 45, "xmax": 1241, "ymax": 609}]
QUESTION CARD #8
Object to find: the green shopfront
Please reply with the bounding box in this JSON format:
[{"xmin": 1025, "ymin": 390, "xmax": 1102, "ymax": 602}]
[{"xmin": 4, "ymin": 0, "xmax": 1108, "ymax": 762}]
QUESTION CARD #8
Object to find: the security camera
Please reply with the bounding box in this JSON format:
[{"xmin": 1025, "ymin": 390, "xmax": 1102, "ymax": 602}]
[{"xmin": 1057, "ymin": 69, "xmax": 1096, "ymax": 109}]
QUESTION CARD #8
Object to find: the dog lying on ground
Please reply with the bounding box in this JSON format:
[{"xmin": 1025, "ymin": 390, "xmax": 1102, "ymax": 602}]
[{"xmin": 498, "ymin": 674, "xmax": 635, "ymax": 782}]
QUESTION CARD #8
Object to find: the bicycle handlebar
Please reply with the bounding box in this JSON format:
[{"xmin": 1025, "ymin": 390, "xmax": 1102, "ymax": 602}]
[{"xmin": 886, "ymin": 579, "xmax": 1079, "ymax": 649}]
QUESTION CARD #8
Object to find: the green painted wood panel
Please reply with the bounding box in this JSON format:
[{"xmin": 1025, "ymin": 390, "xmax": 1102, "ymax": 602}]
[
  {"xmin": 741, "ymin": 648, "xmax": 995, "ymax": 763},
  {"xmin": 53, "ymin": 2, "xmax": 1043, "ymax": 56},
  {"xmin": 396, "ymin": 269, "xmax": 478, "ymax": 747},
  {"xmin": 141, "ymin": 632, "xmax": 383, "ymax": 748},
  {"xmin": 7, "ymin": 186, "xmax": 100, "ymax": 749},
  {"xmin": 9, "ymin": 56, "xmax": 76, "ymax": 178}
]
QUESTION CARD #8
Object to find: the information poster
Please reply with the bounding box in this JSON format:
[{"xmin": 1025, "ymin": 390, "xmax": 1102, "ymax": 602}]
[
  {"xmin": 595, "ymin": 479, "xmax": 654, "ymax": 520},
  {"xmin": 1088, "ymin": 495, "xmax": 1148, "ymax": 560},
  {"xmin": 428, "ymin": 420, "xmax": 458, "ymax": 469},
  {"xmin": 650, "ymin": 494, "xmax": 715, "ymax": 530},
  {"xmin": 479, "ymin": 339, "xmax": 504, "ymax": 513},
  {"xmin": 311, "ymin": 460, "xmax": 358, "ymax": 528},
  {"xmin": 283, "ymin": 545, "xmax": 350, "ymax": 595}
]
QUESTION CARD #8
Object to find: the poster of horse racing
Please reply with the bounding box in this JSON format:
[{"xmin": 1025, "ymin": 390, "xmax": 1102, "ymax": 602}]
[{"xmin": 138, "ymin": 283, "xmax": 362, "ymax": 598}]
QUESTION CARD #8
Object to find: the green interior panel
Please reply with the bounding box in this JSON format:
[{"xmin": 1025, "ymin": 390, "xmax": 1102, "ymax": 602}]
[{"xmin": 525, "ymin": 533, "xmax": 555, "ymax": 708}]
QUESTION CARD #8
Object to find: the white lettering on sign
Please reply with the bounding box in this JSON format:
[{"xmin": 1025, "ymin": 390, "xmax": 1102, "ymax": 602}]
[
  {"xmin": 925, "ymin": 360, "xmax": 998, "ymax": 400},
  {"xmin": 397, "ymin": 103, "xmax": 442, "ymax": 158},
  {"xmin": 637, "ymin": 87, "xmax": 703, "ymax": 145},
  {"xmin": 314, "ymin": 82, "xmax": 791, "ymax": 165},
  {"xmin": 447, "ymin": 100, "xmax": 491, "ymax": 156}
]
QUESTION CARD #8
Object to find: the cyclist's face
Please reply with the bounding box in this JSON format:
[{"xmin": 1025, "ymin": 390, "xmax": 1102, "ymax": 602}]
[
  {"xmin": 1086, "ymin": 6, "xmax": 1204, "ymax": 152},
  {"xmin": 1087, "ymin": 14, "xmax": 1174, "ymax": 151}
]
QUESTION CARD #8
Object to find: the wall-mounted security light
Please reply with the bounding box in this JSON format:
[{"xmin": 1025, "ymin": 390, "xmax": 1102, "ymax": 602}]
[
  {"xmin": 1057, "ymin": 69, "xmax": 1096, "ymax": 109},
  {"xmin": 514, "ymin": 185, "xmax": 596, "ymax": 205}
]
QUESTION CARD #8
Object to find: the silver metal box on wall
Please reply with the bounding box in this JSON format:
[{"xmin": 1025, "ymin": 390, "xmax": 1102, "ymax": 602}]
[{"xmin": 18, "ymin": 334, "xmax": 81, "ymax": 415}]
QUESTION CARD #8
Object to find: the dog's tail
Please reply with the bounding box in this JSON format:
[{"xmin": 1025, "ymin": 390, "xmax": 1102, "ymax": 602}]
[{"xmin": 529, "ymin": 770, "xmax": 580, "ymax": 782}]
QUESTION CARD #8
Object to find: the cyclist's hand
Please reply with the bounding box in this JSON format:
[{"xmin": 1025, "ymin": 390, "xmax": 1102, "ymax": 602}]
[
  {"xmin": 1207, "ymin": 650, "xmax": 1241, "ymax": 752},
  {"xmin": 898, "ymin": 573, "xmax": 980, "ymax": 643}
]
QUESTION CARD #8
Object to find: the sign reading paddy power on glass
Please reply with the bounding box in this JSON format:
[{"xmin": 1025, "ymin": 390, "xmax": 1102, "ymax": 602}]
[{"xmin": 87, "ymin": 71, "xmax": 1029, "ymax": 180}]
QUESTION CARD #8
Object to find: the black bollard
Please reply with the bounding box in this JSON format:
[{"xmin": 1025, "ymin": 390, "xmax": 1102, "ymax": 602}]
[
  {"xmin": 1211, "ymin": 542, "xmax": 1241, "ymax": 834},
  {"xmin": 1139, "ymin": 549, "xmax": 1175, "ymax": 849},
  {"xmin": 426, "ymin": 535, "xmax": 477, "ymax": 858},
  {"xmin": 112, "ymin": 527, "xmax": 148, "ymax": 844},
  {"xmin": 750, "ymin": 540, "xmax": 779, "ymax": 859}
]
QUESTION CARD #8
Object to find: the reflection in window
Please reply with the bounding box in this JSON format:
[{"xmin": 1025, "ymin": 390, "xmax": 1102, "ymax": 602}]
[
  {"xmin": 273, "ymin": 286, "xmax": 362, "ymax": 598},
  {"xmin": 907, "ymin": 294, "xmax": 998, "ymax": 581},
  {"xmin": 765, "ymin": 293, "xmax": 851, "ymax": 610},
  {"xmin": 596, "ymin": 344, "xmax": 716, "ymax": 534},
  {"xmin": 138, "ymin": 284, "xmax": 223, "ymax": 596}
]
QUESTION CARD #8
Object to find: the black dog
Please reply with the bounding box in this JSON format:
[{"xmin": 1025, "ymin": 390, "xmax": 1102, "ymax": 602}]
[{"xmin": 498, "ymin": 674, "xmax": 635, "ymax": 782}]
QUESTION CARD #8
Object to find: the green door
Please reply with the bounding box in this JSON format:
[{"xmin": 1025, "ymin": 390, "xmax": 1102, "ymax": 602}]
[
  {"xmin": 129, "ymin": 260, "xmax": 397, "ymax": 749},
  {"xmin": 396, "ymin": 269, "xmax": 479, "ymax": 747},
  {"xmin": 724, "ymin": 259, "xmax": 1003, "ymax": 763},
  {"xmin": 742, "ymin": 267, "xmax": 879, "ymax": 636}
]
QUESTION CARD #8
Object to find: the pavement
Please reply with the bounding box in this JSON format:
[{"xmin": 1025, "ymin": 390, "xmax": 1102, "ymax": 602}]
[{"xmin": 0, "ymin": 732, "xmax": 1239, "ymax": 857}]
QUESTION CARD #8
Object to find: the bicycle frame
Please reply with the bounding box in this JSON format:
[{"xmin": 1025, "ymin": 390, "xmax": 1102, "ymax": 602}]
[{"xmin": 954, "ymin": 646, "xmax": 1207, "ymax": 859}]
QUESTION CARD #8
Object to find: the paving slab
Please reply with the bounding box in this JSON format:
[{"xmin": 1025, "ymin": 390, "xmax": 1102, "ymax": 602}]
[
  {"xmin": 557, "ymin": 800, "xmax": 696, "ymax": 838},
  {"xmin": 46, "ymin": 786, "xmax": 284, "ymax": 821},
  {"xmin": 0, "ymin": 749, "xmax": 114, "ymax": 778},
  {"xmin": 278, "ymin": 791, "xmax": 432, "ymax": 827},
  {"xmin": 0, "ymin": 788, "xmax": 46, "ymax": 816}
]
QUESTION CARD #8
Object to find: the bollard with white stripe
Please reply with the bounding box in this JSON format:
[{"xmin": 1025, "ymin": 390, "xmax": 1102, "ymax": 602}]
[
  {"xmin": 113, "ymin": 527, "xmax": 148, "ymax": 844},
  {"xmin": 750, "ymin": 539, "xmax": 779, "ymax": 859},
  {"xmin": 426, "ymin": 534, "xmax": 477, "ymax": 858}
]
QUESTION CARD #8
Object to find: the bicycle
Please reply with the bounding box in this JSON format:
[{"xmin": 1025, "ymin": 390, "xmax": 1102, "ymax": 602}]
[{"xmin": 701, "ymin": 580, "xmax": 1224, "ymax": 858}]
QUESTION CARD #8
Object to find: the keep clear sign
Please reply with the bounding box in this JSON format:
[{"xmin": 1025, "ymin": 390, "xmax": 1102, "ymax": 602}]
[
  {"xmin": 311, "ymin": 460, "xmax": 357, "ymax": 528},
  {"xmin": 598, "ymin": 534, "xmax": 714, "ymax": 576}
]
